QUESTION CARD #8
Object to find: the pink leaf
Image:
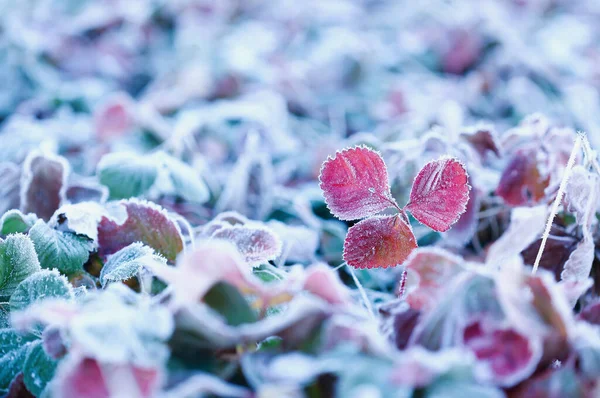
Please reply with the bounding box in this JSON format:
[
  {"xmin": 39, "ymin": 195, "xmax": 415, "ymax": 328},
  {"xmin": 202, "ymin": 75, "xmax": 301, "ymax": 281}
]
[
  {"xmin": 463, "ymin": 318, "xmax": 542, "ymax": 387},
  {"xmin": 402, "ymin": 247, "xmax": 464, "ymax": 311},
  {"xmin": 211, "ymin": 225, "xmax": 282, "ymax": 267},
  {"xmin": 97, "ymin": 200, "xmax": 184, "ymax": 263},
  {"xmin": 20, "ymin": 152, "xmax": 69, "ymax": 221},
  {"xmin": 302, "ymin": 263, "xmax": 350, "ymax": 305},
  {"xmin": 405, "ymin": 157, "xmax": 470, "ymax": 232},
  {"xmin": 94, "ymin": 93, "xmax": 135, "ymax": 142},
  {"xmin": 319, "ymin": 146, "xmax": 397, "ymax": 221},
  {"xmin": 56, "ymin": 356, "xmax": 160, "ymax": 398},
  {"xmin": 343, "ymin": 215, "xmax": 417, "ymax": 269}
]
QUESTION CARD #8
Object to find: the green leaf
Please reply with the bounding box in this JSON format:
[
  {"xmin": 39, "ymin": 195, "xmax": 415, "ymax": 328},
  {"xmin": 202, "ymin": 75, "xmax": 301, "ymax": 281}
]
[
  {"xmin": 203, "ymin": 282, "xmax": 257, "ymax": 326},
  {"xmin": 0, "ymin": 328, "xmax": 38, "ymax": 392},
  {"xmin": 0, "ymin": 234, "xmax": 41, "ymax": 298},
  {"xmin": 0, "ymin": 210, "xmax": 38, "ymax": 236},
  {"xmin": 0, "ymin": 303, "xmax": 8, "ymax": 328},
  {"xmin": 99, "ymin": 242, "xmax": 166, "ymax": 287},
  {"xmin": 29, "ymin": 220, "xmax": 93, "ymax": 274},
  {"xmin": 98, "ymin": 152, "xmax": 158, "ymax": 200},
  {"xmin": 23, "ymin": 340, "xmax": 57, "ymax": 397},
  {"xmin": 9, "ymin": 270, "xmax": 73, "ymax": 313}
]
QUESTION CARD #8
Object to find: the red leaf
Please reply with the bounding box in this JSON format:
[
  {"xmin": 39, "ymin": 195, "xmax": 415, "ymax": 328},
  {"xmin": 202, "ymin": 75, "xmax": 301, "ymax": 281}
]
[
  {"xmin": 405, "ymin": 157, "xmax": 470, "ymax": 232},
  {"xmin": 463, "ymin": 319, "xmax": 542, "ymax": 387},
  {"xmin": 343, "ymin": 215, "xmax": 417, "ymax": 269},
  {"xmin": 496, "ymin": 149, "xmax": 550, "ymax": 207},
  {"xmin": 319, "ymin": 146, "xmax": 397, "ymax": 221},
  {"xmin": 97, "ymin": 200, "xmax": 184, "ymax": 262}
]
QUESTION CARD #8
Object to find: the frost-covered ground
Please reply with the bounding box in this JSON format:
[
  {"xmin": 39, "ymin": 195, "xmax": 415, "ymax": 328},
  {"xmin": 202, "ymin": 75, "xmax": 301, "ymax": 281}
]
[{"xmin": 1, "ymin": 0, "xmax": 600, "ymax": 397}]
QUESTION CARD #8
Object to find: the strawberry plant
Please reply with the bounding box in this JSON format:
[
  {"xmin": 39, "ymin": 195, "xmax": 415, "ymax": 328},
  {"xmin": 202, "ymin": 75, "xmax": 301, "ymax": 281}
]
[
  {"xmin": 2, "ymin": 1, "xmax": 600, "ymax": 397},
  {"xmin": 319, "ymin": 146, "xmax": 470, "ymax": 268}
]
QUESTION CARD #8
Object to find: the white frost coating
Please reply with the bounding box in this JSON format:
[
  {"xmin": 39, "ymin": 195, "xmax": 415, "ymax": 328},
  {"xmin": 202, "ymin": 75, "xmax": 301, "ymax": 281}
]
[
  {"xmin": 211, "ymin": 224, "xmax": 283, "ymax": 267},
  {"xmin": 267, "ymin": 220, "xmax": 319, "ymax": 263},
  {"xmin": 100, "ymin": 242, "xmax": 167, "ymax": 287},
  {"xmin": 561, "ymin": 158, "xmax": 599, "ymax": 289},
  {"xmin": 533, "ymin": 133, "xmax": 583, "ymax": 274},
  {"xmin": 215, "ymin": 131, "xmax": 275, "ymax": 219},
  {"xmin": 52, "ymin": 202, "xmax": 107, "ymax": 242},
  {"xmin": 486, "ymin": 205, "xmax": 547, "ymax": 271}
]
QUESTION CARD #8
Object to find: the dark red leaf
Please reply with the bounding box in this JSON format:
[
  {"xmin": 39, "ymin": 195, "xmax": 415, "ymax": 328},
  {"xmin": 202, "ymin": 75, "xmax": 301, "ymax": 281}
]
[
  {"xmin": 405, "ymin": 157, "xmax": 470, "ymax": 232},
  {"xmin": 20, "ymin": 152, "xmax": 69, "ymax": 221},
  {"xmin": 97, "ymin": 200, "xmax": 184, "ymax": 262},
  {"xmin": 579, "ymin": 300, "xmax": 600, "ymax": 325},
  {"xmin": 343, "ymin": 214, "xmax": 417, "ymax": 269},
  {"xmin": 496, "ymin": 149, "xmax": 550, "ymax": 207},
  {"xmin": 319, "ymin": 146, "xmax": 397, "ymax": 221}
]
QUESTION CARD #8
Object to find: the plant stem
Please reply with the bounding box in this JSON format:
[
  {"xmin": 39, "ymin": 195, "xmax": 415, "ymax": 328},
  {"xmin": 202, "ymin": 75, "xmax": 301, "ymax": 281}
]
[
  {"xmin": 532, "ymin": 133, "xmax": 583, "ymax": 274},
  {"xmin": 346, "ymin": 263, "xmax": 376, "ymax": 318}
]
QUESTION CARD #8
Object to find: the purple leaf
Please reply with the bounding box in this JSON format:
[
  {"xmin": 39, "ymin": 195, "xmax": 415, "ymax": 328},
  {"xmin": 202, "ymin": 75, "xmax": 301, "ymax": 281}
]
[
  {"xmin": 343, "ymin": 214, "xmax": 417, "ymax": 269},
  {"xmin": 20, "ymin": 152, "xmax": 69, "ymax": 221},
  {"xmin": 97, "ymin": 200, "xmax": 184, "ymax": 262},
  {"xmin": 405, "ymin": 157, "xmax": 470, "ymax": 232},
  {"xmin": 319, "ymin": 146, "xmax": 397, "ymax": 221}
]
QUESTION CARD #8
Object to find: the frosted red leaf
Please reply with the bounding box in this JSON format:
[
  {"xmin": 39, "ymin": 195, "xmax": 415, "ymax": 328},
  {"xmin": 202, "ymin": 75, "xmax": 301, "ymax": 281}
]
[
  {"xmin": 319, "ymin": 146, "xmax": 397, "ymax": 221},
  {"xmin": 496, "ymin": 149, "xmax": 550, "ymax": 207},
  {"xmin": 343, "ymin": 214, "xmax": 417, "ymax": 269},
  {"xmin": 97, "ymin": 200, "xmax": 184, "ymax": 263},
  {"xmin": 405, "ymin": 157, "xmax": 470, "ymax": 232}
]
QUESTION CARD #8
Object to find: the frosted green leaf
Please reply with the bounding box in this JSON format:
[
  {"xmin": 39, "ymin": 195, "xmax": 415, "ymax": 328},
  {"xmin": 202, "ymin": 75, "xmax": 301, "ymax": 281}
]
[
  {"xmin": 0, "ymin": 303, "xmax": 8, "ymax": 328},
  {"xmin": 100, "ymin": 242, "xmax": 167, "ymax": 287},
  {"xmin": 160, "ymin": 154, "xmax": 209, "ymax": 204},
  {"xmin": 9, "ymin": 270, "xmax": 73, "ymax": 313},
  {"xmin": 0, "ymin": 328, "xmax": 38, "ymax": 392},
  {"xmin": 0, "ymin": 210, "xmax": 38, "ymax": 236},
  {"xmin": 29, "ymin": 220, "xmax": 94, "ymax": 274},
  {"xmin": 0, "ymin": 234, "xmax": 41, "ymax": 298},
  {"xmin": 98, "ymin": 152, "xmax": 158, "ymax": 200},
  {"xmin": 23, "ymin": 340, "xmax": 57, "ymax": 397}
]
